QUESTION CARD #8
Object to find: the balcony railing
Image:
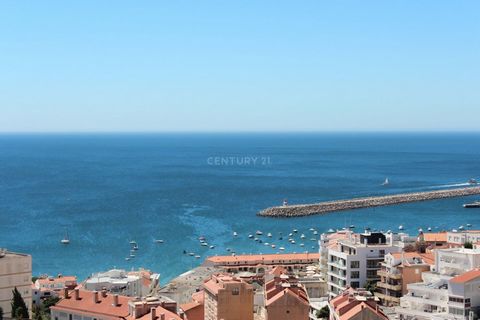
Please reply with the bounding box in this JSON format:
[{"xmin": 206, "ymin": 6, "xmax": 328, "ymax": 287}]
[
  {"xmin": 377, "ymin": 269, "xmax": 402, "ymax": 279},
  {"xmin": 377, "ymin": 281, "xmax": 402, "ymax": 291}
]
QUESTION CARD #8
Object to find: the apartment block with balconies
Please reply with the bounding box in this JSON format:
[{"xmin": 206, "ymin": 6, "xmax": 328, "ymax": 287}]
[
  {"xmin": 326, "ymin": 231, "xmax": 402, "ymax": 297},
  {"xmin": 375, "ymin": 251, "xmax": 433, "ymax": 306}
]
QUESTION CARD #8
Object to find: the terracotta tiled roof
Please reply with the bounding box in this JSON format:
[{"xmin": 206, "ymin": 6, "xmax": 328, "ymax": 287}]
[
  {"xmin": 205, "ymin": 253, "xmax": 319, "ymax": 264},
  {"xmin": 203, "ymin": 274, "xmax": 244, "ymax": 296},
  {"xmin": 451, "ymin": 269, "xmax": 480, "ymax": 284},
  {"xmin": 37, "ymin": 276, "xmax": 77, "ymax": 286},
  {"xmin": 390, "ymin": 252, "xmax": 434, "ymax": 265},
  {"xmin": 423, "ymin": 232, "xmax": 447, "ymax": 242},
  {"xmin": 128, "ymin": 305, "xmax": 181, "ymax": 320},
  {"xmin": 339, "ymin": 302, "xmax": 388, "ymax": 320},
  {"xmin": 51, "ymin": 290, "xmax": 130, "ymax": 318}
]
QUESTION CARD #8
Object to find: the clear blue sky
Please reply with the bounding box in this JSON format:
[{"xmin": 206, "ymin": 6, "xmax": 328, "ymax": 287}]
[{"xmin": 1, "ymin": 1, "xmax": 479, "ymax": 132}]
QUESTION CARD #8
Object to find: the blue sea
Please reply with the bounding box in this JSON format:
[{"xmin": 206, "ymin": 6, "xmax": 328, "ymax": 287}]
[{"xmin": 1, "ymin": 133, "xmax": 479, "ymax": 284}]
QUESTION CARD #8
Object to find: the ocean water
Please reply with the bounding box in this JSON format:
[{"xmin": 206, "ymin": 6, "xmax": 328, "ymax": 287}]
[{"xmin": 1, "ymin": 133, "xmax": 479, "ymax": 284}]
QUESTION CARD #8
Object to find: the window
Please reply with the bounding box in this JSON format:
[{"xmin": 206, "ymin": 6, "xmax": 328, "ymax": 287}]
[
  {"xmin": 367, "ymin": 270, "xmax": 378, "ymax": 278},
  {"xmin": 351, "ymin": 281, "xmax": 360, "ymax": 288},
  {"xmin": 232, "ymin": 287, "xmax": 239, "ymax": 295},
  {"xmin": 351, "ymin": 261, "xmax": 360, "ymax": 268},
  {"xmin": 351, "ymin": 271, "xmax": 360, "ymax": 278}
]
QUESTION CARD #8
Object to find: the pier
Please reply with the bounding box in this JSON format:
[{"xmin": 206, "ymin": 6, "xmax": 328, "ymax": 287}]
[{"xmin": 258, "ymin": 186, "xmax": 480, "ymax": 217}]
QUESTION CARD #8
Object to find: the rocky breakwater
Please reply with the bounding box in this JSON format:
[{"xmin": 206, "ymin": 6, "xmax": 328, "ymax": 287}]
[{"xmin": 258, "ymin": 186, "xmax": 480, "ymax": 217}]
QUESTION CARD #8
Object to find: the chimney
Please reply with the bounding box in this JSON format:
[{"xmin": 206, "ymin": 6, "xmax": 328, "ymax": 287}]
[
  {"xmin": 63, "ymin": 288, "xmax": 69, "ymax": 299},
  {"xmin": 150, "ymin": 307, "xmax": 156, "ymax": 320},
  {"xmin": 112, "ymin": 294, "xmax": 119, "ymax": 307},
  {"xmin": 74, "ymin": 288, "xmax": 80, "ymax": 300},
  {"xmin": 93, "ymin": 291, "xmax": 99, "ymax": 303}
]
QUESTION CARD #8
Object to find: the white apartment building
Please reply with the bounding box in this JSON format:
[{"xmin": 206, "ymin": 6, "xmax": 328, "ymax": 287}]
[
  {"xmin": 447, "ymin": 231, "xmax": 480, "ymax": 246},
  {"xmin": 84, "ymin": 269, "xmax": 159, "ymax": 297},
  {"xmin": 326, "ymin": 231, "xmax": 403, "ymax": 297},
  {"xmin": 435, "ymin": 248, "xmax": 480, "ymax": 276},
  {"xmin": 0, "ymin": 249, "xmax": 32, "ymax": 318},
  {"xmin": 396, "ymin": 248, "xmax": 480, "ymax": 320}
]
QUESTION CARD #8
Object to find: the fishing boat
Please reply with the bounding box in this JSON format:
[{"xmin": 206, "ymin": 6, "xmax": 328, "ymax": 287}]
[
  {"xmin": 382, "ymin": 178, "xmax": 389, "ymax": 186},
  {"xmin": 155, "ymin": 239, "xmax": 164, "ymax": 244},
  {"xmin": 267, "ymin": 233, "xmax": 272, "ymax": 238},
  {"xmin": 300, "ymin": 234, "xmax": 306, "ymax": 239},
  {"xmin": 293, "ymin": 229, "xmax": 298, "ymax": 233},
  {"xmin": 209, "ymin": 245, "xmax": 215, "ymax": 249},
  {"xmin": 256, "ymin": 230, "xmax": 263, "ymax": 236},
  {"xmin": 233, "ymin": 232, "xmax": 238, "ymax": 237},
  {"xmin": 279, "ymin": 247, "xmax": 285, "ymax": 251},
  {"xmin": 248, "ymin": 234, "xmax": 254, "ymax": 239},
  {"xmin": 61, "ymin": 229, "xmax": 70, "ymax": 245}
]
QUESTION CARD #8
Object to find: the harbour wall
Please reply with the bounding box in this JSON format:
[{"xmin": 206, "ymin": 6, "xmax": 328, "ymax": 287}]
[{"xmin": 258, "ymin": 186, "xmax": 480, "ymax": 217}]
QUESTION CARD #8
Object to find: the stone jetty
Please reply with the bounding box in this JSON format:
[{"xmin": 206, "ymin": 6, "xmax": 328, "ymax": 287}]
[{"xmin": 258, "ymin": 186, "xmax": 480, "ymax": 217}]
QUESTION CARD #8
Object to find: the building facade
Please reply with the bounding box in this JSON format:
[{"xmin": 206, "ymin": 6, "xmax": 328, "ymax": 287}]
[
  {"xmin": 203, "ymin": 274, "xmax": 254, "ymax": 320},
  {"xmin": 326, "ymin": 232, "xmax": 402, "ymax": 297},
  {"xmin": 0, "ymin": 249, "xmax": 32, "ymax": 318}
]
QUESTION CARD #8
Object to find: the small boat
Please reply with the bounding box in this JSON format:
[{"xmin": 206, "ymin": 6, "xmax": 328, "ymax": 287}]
[
  {"xmin": 418, "ymin": 228, "xmax": 423, "ymax": 232},
  {"xmin": 201, "ymin": 242, "xmax": 208, "ymax": 246},
  {"xmin": 271, "ymin": 244, "xmax": 276, "ymax": 248},
  {"xmin": 198, "ymin": 236, "xmax": 206, "ymax": 241},
  {"xmin": 248, "ymin": 234, "xmax": 254, "ymax": 239},
  {"xmin": 468, "ymin": 178, "xmax": 478, "ymax": 185},
  {"xmin": 254, "ymin": 237, "xmax": 259, "ymax": 242},
  {"xmin": 264, "ymin": 243, "xmax": 269, "ymax": 246},
  {"xmin": 125, "ymin": 257, "xmax": 131, "ymax": 261},
  {"xmin": 300, "ymin": 243, "xmax": 304, "ymax": 247},
  {"xmin": 129, "ymin": 240, "xmax": 137, "ymax": 245},
  {"xmin": 195, "ymin": 255, "xmax": 201, "ymax": 259},
  {"xmin": 188, "ymin": 252, "xmax": 195, "ymax": 256},
  {"xmin": 382, "ymin": 178, "xmax": 389, "ymax": 186},
  {"xmin": 233, "ymin": 232, "xmax": 238, "ymax": 237},
  {"xmin": 283, "ymin": 199, "xmax": 288, "ymax": 206},
  {"xmin": 427, "ymin": 227, "xmax": 432, "ymax": 231},
  {"xmin": 309, "ymin": 228, "xmax": 315, "ymax": 231},
  {"xmin": 313, "ymin": 231, "xmax": 318, "ymax": 235},
  {"xmin": 279, "ymin": 247, "xmax": 285, "ymax": 251},
  {"xmin": 463, "ymin": 202, "xmax": 480, "ymax": 208},
  {"xmin": 256, "ymin": 231, "xmax": 263, "ymax": 236},
  {"xmin": 130, "ymin": 253, "xmax": 135, "ymax": 258},
  {"xmin": 267, "ymin": 233, "xmax": 272, "ymax": 238},
  {"xmin": 155, "ymin": 239, "xmax": 164, "ymax": 244},
  {"xmin": 288, "ymin": 233, "xmax": 293, "ymax": 237},
  {"xmin": 226, "ymin": 248, "xmax": 231, "ymax": 252},
  {"xmin": 132, "ymin": 244, "xmax": 139, "ymax": 250},
  {"xmin": 293, "ymin": 229, "xmax": 298, "ymax": 233},
  {"xmin": 61, "ymin": 229, "xmax": 70, "ymax": 245},
  {"xmin": 349, "ymin": 225, "xmax": 355, "ymax": 229},
  {"xmin": 300, "ymin": 234, "xmax": 306, "ymax": 239},
  {"xmin": 291, "ymin": 240, "xmax": 296, "ymax": 244},
  {"xmin": 459, "ymin": 225, "xmax": 465, "ymax": 230},
  {"xmin": 327, "ymin": 228, "xmax": 335, "ymax": 233},
  {"xmin": 398, "ymin": 225, "xmax": 404, "ymax": 231},
  {"xmin": 209, "ymin": 245, "xmax": 215, "ymax": 249},
  {"xmin": 467, "ymin": 223, "xmax": 472, "ymax": 227}
]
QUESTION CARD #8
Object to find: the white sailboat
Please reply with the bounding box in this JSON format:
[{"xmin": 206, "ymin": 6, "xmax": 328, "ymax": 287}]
[
  {"xmin": 61, "ymin": 229, "xmax": 70, "ymax": 245},
  {"xmin": 382, "ymin": 178, "xmax": 389, "ymax": 186}
]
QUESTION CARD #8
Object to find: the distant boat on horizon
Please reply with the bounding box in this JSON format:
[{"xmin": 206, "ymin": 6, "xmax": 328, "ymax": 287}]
[
  {"xmin": 468, "ymin": 178, "xmax": 478, "ymax": 185},
  {"xmin": 382, "ymin": 178, "xmax": 389, "ymax": 186}
]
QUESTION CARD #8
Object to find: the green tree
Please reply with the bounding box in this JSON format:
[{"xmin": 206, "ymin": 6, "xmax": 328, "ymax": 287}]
[
  {"xmin": 11, "ymin": 287, "xmax": 29, "ymax": 320},
  {"xmin": 464, "ymin": 241, "xmax": 473, "ymax": 249},
  {"xmin": 316, "ymin": 305, "xmax": 330, "ymax": 319},
  {"xmin": 365, "ymin": 280, "xmax": 377, "ymax": 294}
]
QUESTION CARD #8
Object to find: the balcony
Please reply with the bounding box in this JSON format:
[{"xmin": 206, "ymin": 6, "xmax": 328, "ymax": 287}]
[
  {"xmin": 378, "ymin": 269, "xmax": 402, "ymax": 279},
  {"xmin": 328, "ymin": 261, "xmax": 347, "ymax": 269},
  {"xmin": 327, "ymin": 271, "xmax": 347, "ymax": 280},
  {"xmin": 377, "ymin": 281, "xmax": 402, "ymax": 291},
  {"xmin": 375, "ymin": 292, "xmax": 401, "ymax": 304}
]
